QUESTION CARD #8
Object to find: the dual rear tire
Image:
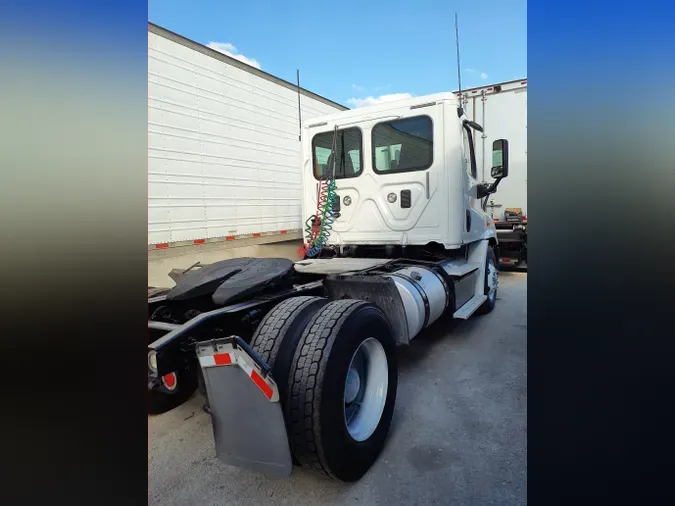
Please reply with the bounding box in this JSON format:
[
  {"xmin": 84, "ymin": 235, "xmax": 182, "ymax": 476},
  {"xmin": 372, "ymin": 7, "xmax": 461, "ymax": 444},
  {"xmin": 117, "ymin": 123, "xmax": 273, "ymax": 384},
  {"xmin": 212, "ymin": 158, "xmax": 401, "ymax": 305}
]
[{"xmin": 250, "ymin": 296, "xmax": 398, "ymax": 482}]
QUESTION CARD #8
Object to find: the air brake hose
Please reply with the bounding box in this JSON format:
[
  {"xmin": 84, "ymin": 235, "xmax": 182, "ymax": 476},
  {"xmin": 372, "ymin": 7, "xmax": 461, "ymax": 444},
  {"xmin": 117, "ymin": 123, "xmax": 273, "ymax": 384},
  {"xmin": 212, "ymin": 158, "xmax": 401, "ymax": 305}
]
[{"xmin": 299, "ymin": 126, "xmax": 340, "ymax": 259}]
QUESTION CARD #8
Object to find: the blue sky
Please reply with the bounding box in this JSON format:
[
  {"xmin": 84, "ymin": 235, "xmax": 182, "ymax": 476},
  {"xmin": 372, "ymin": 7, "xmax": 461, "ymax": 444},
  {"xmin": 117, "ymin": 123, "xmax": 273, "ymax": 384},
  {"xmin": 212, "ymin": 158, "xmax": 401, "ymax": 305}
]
[{"xmin": 149, "ymin": 0, "xmax": 526, "ymax": 108}]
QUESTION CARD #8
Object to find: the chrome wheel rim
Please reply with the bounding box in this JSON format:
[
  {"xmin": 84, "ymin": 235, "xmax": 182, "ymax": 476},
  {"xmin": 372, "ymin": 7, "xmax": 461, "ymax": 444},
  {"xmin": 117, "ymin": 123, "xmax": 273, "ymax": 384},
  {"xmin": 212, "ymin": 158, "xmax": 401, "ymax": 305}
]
[
  {"xmin": 487, "ymin": 260, "xmax": 498, "ymax": 302},
  {"xmin": 343, "ymin": 338, "xmax": 389, "ymax": 442}
]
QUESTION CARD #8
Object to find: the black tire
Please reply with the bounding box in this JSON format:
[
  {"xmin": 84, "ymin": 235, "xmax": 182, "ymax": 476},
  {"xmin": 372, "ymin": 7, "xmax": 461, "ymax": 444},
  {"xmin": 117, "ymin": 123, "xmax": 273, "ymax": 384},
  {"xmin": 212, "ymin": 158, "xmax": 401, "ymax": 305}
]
[
  {"xmin": 478, "ymin": 247, "xmax": 498, "ymax": 314},
  {"xmin": 250, "ymin": 296, "xmax": 329, "ymax": 410},
  {"xmin": 287, "ymin": 300, "xmax": 398, "ymax": 481},
  {"xmin": 148, "ymin": 367, "xmax": 198, "ymax": 415}
]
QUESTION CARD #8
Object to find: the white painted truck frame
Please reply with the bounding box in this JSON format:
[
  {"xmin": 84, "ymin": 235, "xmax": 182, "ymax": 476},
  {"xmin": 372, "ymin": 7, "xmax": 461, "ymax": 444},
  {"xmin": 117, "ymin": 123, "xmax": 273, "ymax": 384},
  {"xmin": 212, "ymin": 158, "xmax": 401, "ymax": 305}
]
[{"xmin": 147, "ymin": 92, "xmax": 512, "ymax": 482}]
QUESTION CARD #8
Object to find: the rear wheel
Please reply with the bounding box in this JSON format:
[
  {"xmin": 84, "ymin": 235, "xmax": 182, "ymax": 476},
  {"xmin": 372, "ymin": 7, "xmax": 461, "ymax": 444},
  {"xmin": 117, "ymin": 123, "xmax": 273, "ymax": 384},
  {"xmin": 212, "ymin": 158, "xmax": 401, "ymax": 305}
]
[
  {"xmin": 287, "ymin": 300, "xmax": 398, "ymax": 481},
  {"xmin": 249, "ymin": 296, "xmax": 329, "ymax": 408},
  {"xmin": 478, "ymin": 247, "xmax": 498, "ymax": 314},
  {"xmin": 148, "ymin": 367, "xmax": 198, "ymax": 415}
]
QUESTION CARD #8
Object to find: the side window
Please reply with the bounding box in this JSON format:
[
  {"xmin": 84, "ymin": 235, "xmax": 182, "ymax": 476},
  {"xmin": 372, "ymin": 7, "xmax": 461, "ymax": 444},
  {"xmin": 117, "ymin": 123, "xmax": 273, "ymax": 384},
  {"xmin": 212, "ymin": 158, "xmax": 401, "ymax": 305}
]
[
  {"xmin": 372, "ymin": 116, "xmax": 433, "ymax": 173},
  {"xmin": 312, "ymin": 128, "xmax": 362, "ymax": 180}
]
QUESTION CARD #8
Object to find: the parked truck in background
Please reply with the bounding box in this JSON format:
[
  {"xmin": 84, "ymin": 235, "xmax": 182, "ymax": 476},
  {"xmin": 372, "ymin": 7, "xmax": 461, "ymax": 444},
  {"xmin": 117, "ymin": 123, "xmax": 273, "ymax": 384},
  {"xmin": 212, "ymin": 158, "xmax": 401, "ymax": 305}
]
[
  {"xmin": 147, "ymin": 23, "xmax": 346, "ymax": 257},
  {"xmin": 458, "ymin": 79, "xmax": 527, "ymax": 267}
]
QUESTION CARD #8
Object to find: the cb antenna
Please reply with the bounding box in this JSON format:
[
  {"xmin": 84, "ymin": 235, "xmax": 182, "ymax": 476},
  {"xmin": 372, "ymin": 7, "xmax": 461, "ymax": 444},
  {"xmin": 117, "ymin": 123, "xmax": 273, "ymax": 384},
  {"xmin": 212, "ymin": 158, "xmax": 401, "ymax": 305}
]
[{"xmin": 455, "ymin": 12, "xmax": 464, "ymax": 118}]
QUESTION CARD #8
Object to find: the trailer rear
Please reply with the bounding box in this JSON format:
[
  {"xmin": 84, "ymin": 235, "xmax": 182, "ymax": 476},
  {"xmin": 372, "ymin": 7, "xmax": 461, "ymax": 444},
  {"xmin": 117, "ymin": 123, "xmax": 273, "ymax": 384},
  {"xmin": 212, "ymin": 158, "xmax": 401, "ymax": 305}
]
[{"xmin": 459, "ymin": 79, "xmax": 527, "ymax": 266}]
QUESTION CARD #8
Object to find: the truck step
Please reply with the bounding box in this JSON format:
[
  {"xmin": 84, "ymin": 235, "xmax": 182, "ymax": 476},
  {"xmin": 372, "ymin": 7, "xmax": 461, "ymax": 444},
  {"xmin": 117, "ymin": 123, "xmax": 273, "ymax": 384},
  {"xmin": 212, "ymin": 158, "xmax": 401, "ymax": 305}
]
[
  {"xmin": 440, "ymin": 260, "xmax": 481, "ymax": 277},
  {"xmin": 453, "ymin": 294, "xmax": 487, "ymax": 320}
]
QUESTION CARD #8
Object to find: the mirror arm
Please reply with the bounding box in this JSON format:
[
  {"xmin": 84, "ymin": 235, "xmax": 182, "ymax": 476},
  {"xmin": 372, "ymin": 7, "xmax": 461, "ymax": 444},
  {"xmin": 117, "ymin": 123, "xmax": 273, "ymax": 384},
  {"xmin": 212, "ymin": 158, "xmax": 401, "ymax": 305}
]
[{"xmin": 478, "ymin": 177, "xmax": 503, "ymax": 200}]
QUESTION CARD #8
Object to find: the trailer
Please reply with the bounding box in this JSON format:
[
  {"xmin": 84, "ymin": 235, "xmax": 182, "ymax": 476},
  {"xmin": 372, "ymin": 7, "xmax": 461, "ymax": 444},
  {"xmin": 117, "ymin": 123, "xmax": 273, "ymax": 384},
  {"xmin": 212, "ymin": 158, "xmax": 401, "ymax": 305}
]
[
  {"xmin": 147, "ymin": 23, "xmax": 347, "ymax": 258},
  {"xmin": 148, "ymin": 92, "xmax": 513, "ymax": 481},
  {"xmin": 459, "ymin": 79, "xmax": 527, "ymax": 267}
]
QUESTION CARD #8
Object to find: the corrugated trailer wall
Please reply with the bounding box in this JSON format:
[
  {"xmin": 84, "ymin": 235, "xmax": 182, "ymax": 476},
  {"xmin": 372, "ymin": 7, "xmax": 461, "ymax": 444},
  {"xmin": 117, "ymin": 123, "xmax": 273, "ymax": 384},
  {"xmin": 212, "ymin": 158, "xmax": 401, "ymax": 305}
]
[
  {"xmin": 460, "ymin": 79, "xmax": 527, "ymax": 220},
  {"xmin": 148, "ymin": 24, "xmax": 346, "ymax": 247}
]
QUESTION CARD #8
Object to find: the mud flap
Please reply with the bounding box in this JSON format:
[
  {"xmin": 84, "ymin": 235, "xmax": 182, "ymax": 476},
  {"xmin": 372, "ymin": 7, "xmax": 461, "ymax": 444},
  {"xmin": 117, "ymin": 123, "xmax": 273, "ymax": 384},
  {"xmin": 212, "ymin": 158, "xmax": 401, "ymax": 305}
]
[{"xmin": 196, "ymin": 337, "xmax": 292, "ymax": 477}]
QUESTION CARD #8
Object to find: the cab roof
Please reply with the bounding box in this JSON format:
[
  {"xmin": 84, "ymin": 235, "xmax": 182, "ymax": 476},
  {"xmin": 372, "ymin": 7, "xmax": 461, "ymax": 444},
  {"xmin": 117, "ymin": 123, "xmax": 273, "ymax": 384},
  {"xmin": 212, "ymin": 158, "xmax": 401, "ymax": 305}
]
[{"xmin": 305, "ymin": 92, "xmax": 458, "ymax": 130}]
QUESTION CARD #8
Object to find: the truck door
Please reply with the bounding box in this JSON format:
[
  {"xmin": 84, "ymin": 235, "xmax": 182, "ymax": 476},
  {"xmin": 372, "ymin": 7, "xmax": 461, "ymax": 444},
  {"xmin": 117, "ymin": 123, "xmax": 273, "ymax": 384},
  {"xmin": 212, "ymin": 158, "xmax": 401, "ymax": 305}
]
[{"xmin": 460, "ymin": 122, "xmax": 485, "ymax": 244}]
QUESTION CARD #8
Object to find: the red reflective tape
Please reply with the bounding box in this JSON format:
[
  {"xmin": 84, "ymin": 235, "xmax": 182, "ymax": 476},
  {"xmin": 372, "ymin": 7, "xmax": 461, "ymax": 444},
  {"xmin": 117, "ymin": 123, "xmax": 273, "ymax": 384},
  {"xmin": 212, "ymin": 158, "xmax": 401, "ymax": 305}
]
[
  {"xmin": 472, "ymin": 90, "xmax": 478, "ymax": 93},
  {"xmin": 280, "ymin": 230, "xmax": 288, "ymax": 235},
  {"xmin": 194, "ymin": 239, "xmax": 205, "ymax": 245},
  {"xmin": 250, "ymin": 369, "xmax": 273, "ymax": 399},
  {"xmin": 253, "ymin": 233, "xmax": 261, "ymax": 238},
  {"xmin": 502, "ymin": 258, "xmax": 512, "ymax": 262},
  {"xmin": 155, "ymin": 243, "xmax": 168, "ymax": 249},
  {"xmin": 226, "ymin": 235, "xmax": 236, "ymax": 241},
  {"xmin": 213, "ymin": 353, "xmax": 232, "ymax": 366},
  {"xmin": 521, "ymin": 81, "xmax": 527, "ymax": 84},
  {"xmin": 487, "ymin": 88, "xmax": 493, "ymax": 91}
]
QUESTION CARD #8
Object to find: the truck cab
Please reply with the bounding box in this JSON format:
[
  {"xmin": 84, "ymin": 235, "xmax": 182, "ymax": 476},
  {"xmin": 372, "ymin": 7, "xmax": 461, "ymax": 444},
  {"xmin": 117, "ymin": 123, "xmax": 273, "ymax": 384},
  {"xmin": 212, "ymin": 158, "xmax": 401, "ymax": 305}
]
[{"xmin": 302, "ymin": 93, "xmax": 500, "ymax": 252}]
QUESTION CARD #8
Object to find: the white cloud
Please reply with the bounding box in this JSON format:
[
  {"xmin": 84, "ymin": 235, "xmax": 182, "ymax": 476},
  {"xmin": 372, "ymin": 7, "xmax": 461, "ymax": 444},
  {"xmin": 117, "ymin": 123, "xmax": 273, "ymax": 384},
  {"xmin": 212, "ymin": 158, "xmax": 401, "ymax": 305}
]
[
  {"xmin": 206, "ymin": 41, "xmax": 261, "ymax": 69},
  {"xmin": 346, "ymin": 92, "xmax": 414, "ymax": 108},
  {"xmin": 480, "ymin": 72, "xmax": 488, "ymax": 79},
  {"xmin": 351, "ymin": 84, "xmax": 365, "ymax": 92}
]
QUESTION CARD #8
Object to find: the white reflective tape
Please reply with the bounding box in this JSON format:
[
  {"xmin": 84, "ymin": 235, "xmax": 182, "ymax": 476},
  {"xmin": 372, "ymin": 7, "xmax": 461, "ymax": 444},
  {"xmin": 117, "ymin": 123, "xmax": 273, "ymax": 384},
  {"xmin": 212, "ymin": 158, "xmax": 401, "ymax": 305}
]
[
  {"xmin": 198, "ymin": 355, "xmax": 216, "ymax": 368},
  {"xmin": 237, "ymin": 356, "xmax": 253, "ymax": 377}
]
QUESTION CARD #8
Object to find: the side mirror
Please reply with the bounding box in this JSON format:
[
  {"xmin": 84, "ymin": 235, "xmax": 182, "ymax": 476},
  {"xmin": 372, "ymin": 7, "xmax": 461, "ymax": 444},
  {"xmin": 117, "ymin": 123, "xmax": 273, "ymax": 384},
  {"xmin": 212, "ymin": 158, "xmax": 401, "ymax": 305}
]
[{"xmin": 491, "ymin": 139, "xmax": 509, "ymax": 179}]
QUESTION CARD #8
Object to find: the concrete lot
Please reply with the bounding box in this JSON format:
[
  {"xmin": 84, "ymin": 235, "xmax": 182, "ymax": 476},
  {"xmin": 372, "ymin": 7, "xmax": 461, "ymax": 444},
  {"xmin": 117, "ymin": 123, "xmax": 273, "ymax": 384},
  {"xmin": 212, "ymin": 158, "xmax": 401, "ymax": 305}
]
[{"xmin": 149, "ymin": 248, "xmax": 527, "ymax": 506}]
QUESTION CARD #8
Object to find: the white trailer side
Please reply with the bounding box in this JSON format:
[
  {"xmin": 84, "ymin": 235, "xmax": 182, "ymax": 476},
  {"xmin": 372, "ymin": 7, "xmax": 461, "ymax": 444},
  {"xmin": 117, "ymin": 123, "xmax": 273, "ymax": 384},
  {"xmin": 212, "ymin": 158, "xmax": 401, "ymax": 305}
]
[
  {"xmin": 457, "ymin": 79, "xmax": 527, "ymax": 265},
  {"xmin": 148, "ymin": 23, "xmax": 347, "ymax": 253},
  {"xmin": 459, "ymin": 79, "xmax": 527, "ymax": 221}
]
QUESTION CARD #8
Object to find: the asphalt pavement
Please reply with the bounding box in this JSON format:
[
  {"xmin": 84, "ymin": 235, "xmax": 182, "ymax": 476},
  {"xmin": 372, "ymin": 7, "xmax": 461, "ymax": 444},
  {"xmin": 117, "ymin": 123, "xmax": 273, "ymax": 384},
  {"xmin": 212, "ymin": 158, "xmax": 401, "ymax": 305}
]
[{"xmin": 149, "ymin": 271, "xmax": 527, "ymax": 506}]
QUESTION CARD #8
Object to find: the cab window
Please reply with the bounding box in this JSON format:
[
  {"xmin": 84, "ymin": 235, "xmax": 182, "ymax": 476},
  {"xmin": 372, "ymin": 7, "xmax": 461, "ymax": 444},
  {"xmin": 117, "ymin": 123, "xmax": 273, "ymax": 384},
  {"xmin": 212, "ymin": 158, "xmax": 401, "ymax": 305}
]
[
  {"xmin": 372, "ymin": 116, "xmax": 433, "ymax": 173},
  {"xmin": 312, "ymin": 128, "xmax": 362, "ymax": 179}
]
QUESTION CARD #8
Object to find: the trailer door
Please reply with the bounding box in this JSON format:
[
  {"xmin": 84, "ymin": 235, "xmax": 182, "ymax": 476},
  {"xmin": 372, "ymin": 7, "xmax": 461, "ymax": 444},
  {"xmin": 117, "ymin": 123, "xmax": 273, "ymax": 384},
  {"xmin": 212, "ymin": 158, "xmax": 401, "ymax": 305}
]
[{"xmin": 475, "ymin": 87, "xmax": 528, "ymax": 221}]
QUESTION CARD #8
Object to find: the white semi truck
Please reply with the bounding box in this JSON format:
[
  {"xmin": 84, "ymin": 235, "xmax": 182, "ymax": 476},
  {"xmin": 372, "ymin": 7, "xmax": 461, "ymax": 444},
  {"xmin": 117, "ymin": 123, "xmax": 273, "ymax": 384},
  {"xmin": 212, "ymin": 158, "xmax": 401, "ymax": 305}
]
[
  {"xmin": 148, "ymin": 92, "xmax": 513, "ymax": 481},
  {"xmin": 459, "ymin": 79, "xmax": 527, "ymax": 266}
]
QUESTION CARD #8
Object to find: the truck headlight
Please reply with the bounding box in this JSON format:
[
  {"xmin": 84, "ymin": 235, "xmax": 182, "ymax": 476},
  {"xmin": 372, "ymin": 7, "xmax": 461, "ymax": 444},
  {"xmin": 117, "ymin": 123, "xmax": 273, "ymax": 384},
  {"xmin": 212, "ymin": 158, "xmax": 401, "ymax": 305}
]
[{"xmin": 148, "ymin": 351, "xmax": 158, "ymax": 373}]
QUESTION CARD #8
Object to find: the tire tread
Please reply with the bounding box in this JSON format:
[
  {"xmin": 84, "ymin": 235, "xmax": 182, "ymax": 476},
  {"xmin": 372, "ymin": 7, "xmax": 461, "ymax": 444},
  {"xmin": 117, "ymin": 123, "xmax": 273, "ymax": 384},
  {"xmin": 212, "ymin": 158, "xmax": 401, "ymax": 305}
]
[
  {"xmin": 250, "ymin": 296, "xmax": 325, "ymax": 365},
  {"xmin": 288, "ymin": 299, "xmax": 367, "ymax": 478}
]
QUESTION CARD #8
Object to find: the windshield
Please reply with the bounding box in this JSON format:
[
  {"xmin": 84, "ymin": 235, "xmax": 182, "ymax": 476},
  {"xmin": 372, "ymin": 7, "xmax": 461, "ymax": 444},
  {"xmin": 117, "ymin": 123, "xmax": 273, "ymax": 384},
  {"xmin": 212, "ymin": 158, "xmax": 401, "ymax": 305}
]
[{"xmin": 312, "ymin": 128, "xmax": 362, "ymax": 179}]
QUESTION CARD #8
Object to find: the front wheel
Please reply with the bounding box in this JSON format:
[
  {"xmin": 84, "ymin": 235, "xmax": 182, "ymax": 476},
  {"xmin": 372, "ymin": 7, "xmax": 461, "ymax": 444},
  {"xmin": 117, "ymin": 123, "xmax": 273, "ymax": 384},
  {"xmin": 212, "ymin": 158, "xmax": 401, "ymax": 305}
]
[
  {"xmin": 287, "ymin": 300, "xmax": 398, "ymax": 481},
  {"xmin": 478, "ymin": 247, "xmax": 499, "ymax": 314}
]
